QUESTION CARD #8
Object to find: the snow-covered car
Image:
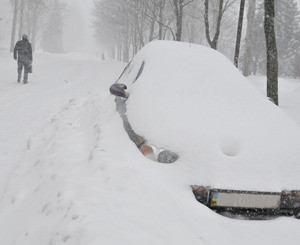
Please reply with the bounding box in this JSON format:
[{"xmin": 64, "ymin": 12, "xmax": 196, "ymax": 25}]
[{"xmin": 110, "ymin": 41, "xmax": 300, "ymax": 218}]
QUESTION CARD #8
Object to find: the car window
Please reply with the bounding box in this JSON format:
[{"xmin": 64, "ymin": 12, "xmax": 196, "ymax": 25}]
[{"xmin": 133, "ymin": 61, "xmax": 145, "ymax": 83}]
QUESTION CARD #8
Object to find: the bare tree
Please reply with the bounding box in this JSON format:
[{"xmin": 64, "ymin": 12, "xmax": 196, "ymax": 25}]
[
  {"xmin": 145, "ymin": 1, "xmax": 158, "ymax": 41},
  {"xmin": 144, "ymin": 0, "xmax": 176, "ymax": 41},
  {"xmin": 127, "ymin": 0, "xmax": 147, "ymax": 55},
  {"xmin": 94, "ymin": 0, "xmax": 174, "ymax": 61},
  {"xmin": 10, "ymin": 0, "xmax": 19, "ymax": 52},
  {"xmin": 264, "ymin": 0, "xmax": 278, "ymax": 105},
  {"xmin": 204, "ymin": 0, "xmax": 224, "ymax": 49},
  {"xmin": 172, "ymin": 0, "xmax": 195, "ymax": 41},
  {"xmin": 18, "ymin": 0, "xmax": 25, "ymax": 40},
  {"xmin": 26, "ymin": 0, "xmax": 48, "ymax": 51},
  {"xmin": 10, "ymin": 0, "xmax": 52, "ymax": 52},
  {"xmin": 93, "ymin": 0, "xmax": 241, "ymax": 61},
  {"xmin": 93, "ymin": 0, "xmax": 137, "ymax": 61},
  {"xmin": 242, "ymin": 0, "xmax": 256, "ymax": 76},
  {"xmin": 203, "ymin": 0, "xmax": 237, "ymax": 51},
  {"xmin": 144, "ymin": 0, "xmax": 168, "ymax": 41},
  {"xmin": 158, "ymin": 0, "xmax": 167, "ymax": 39},
  {"xmin": 233, "ymin": 0, "xmax": 245, "ymax": 67}
]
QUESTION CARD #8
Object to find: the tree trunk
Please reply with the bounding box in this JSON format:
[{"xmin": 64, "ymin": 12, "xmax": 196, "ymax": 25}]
[
  {"xmin": 264, "ymin": 0, "xmax": 278, "ymax": 105},
  {"xmin": 173, "ymin": 0, "xmax": 184, "ymax": 41},
  {"xmin": 10, "ymin": 0, "xmax": 19, "ymax": 52},
  {"xmin": 138, "ymin": 19, "xmax": 144, "ymax": 49},
  {"xmin": 158, "ymin": 0, "xmax": 165, "ymax": 40},
  {"xmin": 27, "ymin": 2, "xmax": 31, "ymax": 39},
  {"xmin": 123, "ymin": 32, "xmax": 130, "ymax": 62},
  {"xmin": 253, "ymin": 56, "xmax": 257, "ymax": 75},
  {"xmin": 111, "ymin": 46, "xmax": 116, "ymax": 59},
  {"xmin": 149, "ymin": 18, "xmax": 155, "ymax": 42},
  {"xmin": 31, "ymin": 20, "xmax": 37, "ymax": 51},
  {"xmin": 117, "ymin": 43, "xmax": 122, "ymax": 61},
  {"xmin": 204, "ymin": 0, "xmax": 224, "ymax": 50},
  {"xmin": 234, "ymin": 0, "xmax": 246, "ymax": 67},
  {"xmin": 242, "ymin": 0, "xmax": 256, "ymax": 76},
  {"xmin": 18, "ymin": 0, "xmax": 24, "ymax": 40},
  {"xmin": 187, "ymin": 22, "xmax": 196, "ymax": 43},
  {"xmin": 132, "ymin": 25, "xmax": 138, "ymax": 56}
]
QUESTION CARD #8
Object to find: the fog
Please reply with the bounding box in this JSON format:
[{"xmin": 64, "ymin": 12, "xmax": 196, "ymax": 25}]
[
  {"xmin": 1, "ymin": 0, "xmax": 300, "ymax": 54},
  {"xmin": 64, "ymin": 0, "xmax": 97, "ymax": 53},
  {"xmin": 0, "ymin": 0, "xmax": 11, "ymax": 47},
  {"xmin": 0, "ymin": 0, "xmax": 97, "ymax": 52},
  {"xmin": 0, "ymin": 0, "xmax": 299, "ymax": 77}
]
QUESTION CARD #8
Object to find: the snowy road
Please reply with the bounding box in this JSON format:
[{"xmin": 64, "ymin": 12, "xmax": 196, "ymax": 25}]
[{"xmin": 0, "ymin": 50, "xmax": 300, "ymax": 244}]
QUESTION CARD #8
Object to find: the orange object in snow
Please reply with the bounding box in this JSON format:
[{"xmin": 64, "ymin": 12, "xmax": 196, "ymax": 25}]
[{"xmin": 140, "ymin": 145, "xmax": 154, "ymax": 156}]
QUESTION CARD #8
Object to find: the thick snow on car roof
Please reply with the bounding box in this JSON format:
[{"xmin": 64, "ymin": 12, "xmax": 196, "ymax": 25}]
[{"xmin": 121, "ymin": 40, "xmax": 300, "ymax": 191}]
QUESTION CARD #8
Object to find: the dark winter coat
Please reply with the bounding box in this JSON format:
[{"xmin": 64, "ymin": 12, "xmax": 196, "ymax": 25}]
[{"xmin": 14, "ymin": 39, "xmax": 33, "ymax": 64}]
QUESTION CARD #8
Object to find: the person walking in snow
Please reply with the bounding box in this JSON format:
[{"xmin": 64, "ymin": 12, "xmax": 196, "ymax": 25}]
[{"xmin": 13, "ymin": 34, "xmax": 33, "ymax": 84}]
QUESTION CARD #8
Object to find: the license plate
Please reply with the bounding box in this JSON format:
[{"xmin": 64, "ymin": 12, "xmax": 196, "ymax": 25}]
[{"xmin": 211, "ymin": 191, "xmax": 281, "ymax": 209}]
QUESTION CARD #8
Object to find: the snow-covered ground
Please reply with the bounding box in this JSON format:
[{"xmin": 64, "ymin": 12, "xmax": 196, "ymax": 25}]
[
  {"xmin": 0, "ymin": 47, "xmax": 300, "ymax": 245},
  {"xmin": 248, "ymin": 75, "xmax": 300, "ymax": 126}
]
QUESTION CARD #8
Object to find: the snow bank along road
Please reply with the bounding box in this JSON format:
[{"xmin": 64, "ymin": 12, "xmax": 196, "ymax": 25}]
[{"xmin": 0, "ymin": 50, "xmax": 300, "ymax": 244}]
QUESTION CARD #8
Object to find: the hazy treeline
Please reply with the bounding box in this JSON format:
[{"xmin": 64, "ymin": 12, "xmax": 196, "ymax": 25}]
[
  {"xmin": 93, "ymin": 0, "xmax": 300, "ymax": 78},
  {"xmin": 93, "ymin": 0, "xmax": 239, "ymax": 61},
  {"xmin": 253, "ymin": 1, "xmax": 300, "ymax": 77},
  {"xmin": 9, "ymin": 0, "xmax": 67, "ymax": 53}
]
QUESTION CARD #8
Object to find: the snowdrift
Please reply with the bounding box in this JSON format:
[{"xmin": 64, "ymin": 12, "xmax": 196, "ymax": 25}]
[{"xmin": 118, "ymin": 41, "xmax": 300, "ymax": 191}]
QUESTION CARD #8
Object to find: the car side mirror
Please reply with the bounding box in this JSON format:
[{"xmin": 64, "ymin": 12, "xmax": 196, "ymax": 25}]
[{"xmin": 110, "ymin": 84, "xmax": 128, "ymax": 98}]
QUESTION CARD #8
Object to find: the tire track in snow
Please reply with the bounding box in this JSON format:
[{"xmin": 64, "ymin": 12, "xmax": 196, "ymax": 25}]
[{"xmin": 0, "ymin": 91, "xmax": 109, "ymax": 244}]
